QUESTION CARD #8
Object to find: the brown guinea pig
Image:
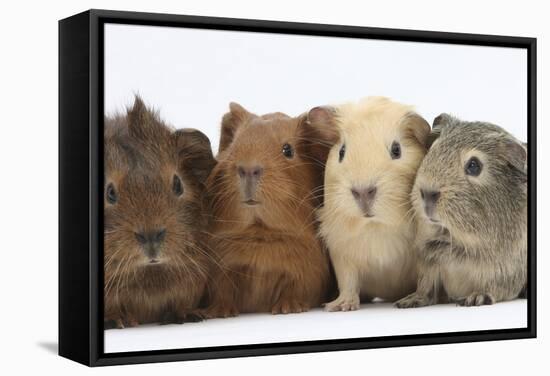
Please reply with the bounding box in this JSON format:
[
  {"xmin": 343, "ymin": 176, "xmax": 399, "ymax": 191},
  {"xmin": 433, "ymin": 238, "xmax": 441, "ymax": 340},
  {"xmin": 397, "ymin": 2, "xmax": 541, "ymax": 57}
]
[
  {"xmin": 103, "ymin": 96, "xmax": 216, "ymax": 329},
  {"xmin": 203, "ymin": 103, "xmax": 337, "ymax": 317}
]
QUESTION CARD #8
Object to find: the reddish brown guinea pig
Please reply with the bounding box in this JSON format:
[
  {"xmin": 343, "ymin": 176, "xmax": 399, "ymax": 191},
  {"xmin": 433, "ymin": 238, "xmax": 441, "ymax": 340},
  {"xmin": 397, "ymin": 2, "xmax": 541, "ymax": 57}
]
[
  {"xmin": 103, "ymin": 97, "xmax": 216, "ymax": 329},
  {"xmin": 203, "ymin": 103, "xmax": 337, "ymax": 317}
]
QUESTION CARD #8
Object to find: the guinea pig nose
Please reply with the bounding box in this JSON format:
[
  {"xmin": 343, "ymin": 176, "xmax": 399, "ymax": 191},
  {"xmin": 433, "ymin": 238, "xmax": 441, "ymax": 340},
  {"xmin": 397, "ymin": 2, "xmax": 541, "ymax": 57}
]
[
  {"xmin": 351, "ymin": 186, "xmax": 377, "ymax": 201},
  {"xmin": 134, "ymin": 231, "xmax": 147, "ymax": 244},
  {"xmin": 154, "ymin": 228, "xmax": 166, "ymax": 242},
  {"xmin": 366, "ymin": 186, "xmax": 377, "ymax": 199},
  {"xmin": 421, "ymin": 189, "xmax": 440, "ymax": 203},
  {"xmin": 134, "ymin": 229, "xmax": 166, "ymax": 244},
  {"xmin": 237, "ymin": 165, "xmax": 264, "ymax": 179}
]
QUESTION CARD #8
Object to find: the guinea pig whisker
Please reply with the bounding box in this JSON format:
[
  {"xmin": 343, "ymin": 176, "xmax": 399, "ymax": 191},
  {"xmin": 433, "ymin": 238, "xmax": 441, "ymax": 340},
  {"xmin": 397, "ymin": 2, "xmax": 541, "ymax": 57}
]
[
  {"xmin": 266, "ymin": 196, "xmax": 321, "ymax": 236},
  {"xmin": 211, "ymin": 218, "xmax": 253, "ymax": 225},
  {"xmin": 105, "ymin": 252, "xmax": 129, "ymax": 298},
  {"xmin": 112, "ymin": 253, "xmax": 131, "ymax": 305},
  {"xmin": 320, "ymin": 195, "xmax": 354, "ymax": 220},
  {"xmin": 206, "ymin": 176, "xmax": 236, "ymax": 194},
  {"xmin": 210, "ymin": 190, "xmax": 238, "ymax": 214},
  {"xmin": 394, "ymin": 205, "xmax": 416, "ymax": 226},
  {"xmin": 296, "ymin": 184, "xmax": 342, "ymax": 209},
  {"xmin": 122, "ymin": 256, "xmax": 138, "ymax": 298},
  {"xmin": 267, "ymin": 185, "xmax": 304, "ymax": 204},
  {"xmin": 104, "ymin": 249, "xmax": 124, "ymax": 270},
  {"xmin": 179, "ymin": 249, "xmax": 209, "ymax": 282},
  {"xmin": 273, "ymin": 162, "xmax": 319, "ymax": 174},
  {"xmin": 178, "ymin": 237, "xmax": 232, "ymax": 278},
  {"xmin": 171, "ymin": 252, "xmax": 200, "ymax": 288}
]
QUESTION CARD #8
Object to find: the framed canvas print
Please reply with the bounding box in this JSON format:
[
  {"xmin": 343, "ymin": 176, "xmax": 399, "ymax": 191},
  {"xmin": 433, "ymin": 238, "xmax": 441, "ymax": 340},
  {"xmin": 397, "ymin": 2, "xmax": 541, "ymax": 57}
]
[{"xmin": 59, "ymin": 9, "xmax": 537, "ymax": 367}]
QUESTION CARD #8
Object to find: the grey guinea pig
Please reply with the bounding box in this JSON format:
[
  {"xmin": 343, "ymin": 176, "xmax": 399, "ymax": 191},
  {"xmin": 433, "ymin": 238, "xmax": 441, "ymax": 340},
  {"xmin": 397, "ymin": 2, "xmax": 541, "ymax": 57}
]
[{"xmin": 396, "ymin": 113, "xmax": 527, "ymax": 308}]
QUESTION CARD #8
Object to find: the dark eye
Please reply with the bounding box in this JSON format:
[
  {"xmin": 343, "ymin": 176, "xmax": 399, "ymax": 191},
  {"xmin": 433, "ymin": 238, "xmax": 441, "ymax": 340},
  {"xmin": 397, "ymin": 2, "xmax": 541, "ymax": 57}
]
[
  {"xmin": 106, "ymin": 183, "xmax": 117, "ymax": 204},
  {"xmin": 390, "ymin": 141, "xmax": 401, "ymax": 159},
  {"xmin": 282, "ymin": 143, "xmax": 294, "ymax": 159},
  {"xmin": 465, "ymin": 157, "xmax": 483, "ymax": 176},
  {"xmin": 172, "ymin": 175, "xmax": 184, "ymax": 196},
  {"xmin": 339, "ymin": 144, "xmax": 346, "ymax": 162}
]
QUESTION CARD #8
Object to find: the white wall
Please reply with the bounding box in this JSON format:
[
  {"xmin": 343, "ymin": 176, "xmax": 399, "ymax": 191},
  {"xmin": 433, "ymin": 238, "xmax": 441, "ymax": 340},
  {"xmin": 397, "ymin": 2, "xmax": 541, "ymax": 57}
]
[
  {"xmin": 0, "ymin": 1, "xmax": 547, "ymax": 375},
  {"xmin": 105, "ymin": 24, "xmax": 527, "ymax": 155}
]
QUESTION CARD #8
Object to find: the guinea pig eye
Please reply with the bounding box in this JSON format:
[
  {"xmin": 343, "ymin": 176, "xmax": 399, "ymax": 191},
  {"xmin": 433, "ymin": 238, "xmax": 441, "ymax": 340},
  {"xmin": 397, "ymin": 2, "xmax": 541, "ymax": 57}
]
[
  {"xmin": 282, "ymin": 143, "xmax": 294, "ymax": 159},
  {"xmin": 172, "ymin": 175, "xmax": 184, "ymax": 196},
  {"xmin": 465, "ymin": 157, "xmax": 483, "ymax": 177},
  {"xmin": 339, "ymin": 144, "xmax": 346, "ymax": 162},
  {"xmin": 106, "ymin": 183, "xmax": 117, "ymax": 204},
  {"xmin": 390, "ymin": 141, "xmax": 401, "ymax": 160}
]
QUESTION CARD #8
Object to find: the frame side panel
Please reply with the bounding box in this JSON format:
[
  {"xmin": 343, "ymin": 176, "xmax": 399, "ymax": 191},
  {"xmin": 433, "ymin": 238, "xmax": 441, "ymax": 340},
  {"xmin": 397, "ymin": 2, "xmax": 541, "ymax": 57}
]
[
  {"xmin": 527, "ymin": 39, "xmax": 537, "ymax": 337},
  {"xmin": 59, "ymin": 10, "xmax": 92, "ymax": 366}
]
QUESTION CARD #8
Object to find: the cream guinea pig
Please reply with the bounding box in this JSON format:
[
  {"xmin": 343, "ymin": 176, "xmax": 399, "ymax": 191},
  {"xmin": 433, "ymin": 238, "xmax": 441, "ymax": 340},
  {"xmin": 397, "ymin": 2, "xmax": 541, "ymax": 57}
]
[{"xmin": 313, "ymin": 97, "xmax": 431, "ymax": 311}]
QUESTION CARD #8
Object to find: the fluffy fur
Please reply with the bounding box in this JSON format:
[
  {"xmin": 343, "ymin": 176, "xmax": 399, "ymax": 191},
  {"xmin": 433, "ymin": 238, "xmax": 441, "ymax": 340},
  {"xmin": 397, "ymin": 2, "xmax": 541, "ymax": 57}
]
[
  {"xmin": 396, "ymin": 114, "xmax": 527, "ymax": 308},
  {"xmin": 203, "ymin": 103, "xmax": 334, "ymax": 317},
  {"xmin": 316, "ymin": 97, "xmax": 431, "ymax": 311},
  {"xmin": 103, "ymin": 97, "xmax": 216, "ymax": 328}
]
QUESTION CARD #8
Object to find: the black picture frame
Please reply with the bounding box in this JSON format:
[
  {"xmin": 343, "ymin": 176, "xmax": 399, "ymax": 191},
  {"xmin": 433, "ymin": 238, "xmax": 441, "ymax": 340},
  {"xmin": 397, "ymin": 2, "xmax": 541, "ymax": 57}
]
[{"xmin": 59, "ymin": 9, "xmax": 537, "ymax": 367}]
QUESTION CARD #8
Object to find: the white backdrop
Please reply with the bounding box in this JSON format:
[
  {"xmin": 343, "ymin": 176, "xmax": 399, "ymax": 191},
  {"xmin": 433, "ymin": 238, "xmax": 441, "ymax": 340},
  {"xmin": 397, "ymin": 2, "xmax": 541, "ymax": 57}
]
[
  {"xmin": 0, "ymin": 0, "xmax": 547, "ymax": 375},
  {"xmin": 105, "ymin": 23, "xmax": 528, "ymax": 155}
]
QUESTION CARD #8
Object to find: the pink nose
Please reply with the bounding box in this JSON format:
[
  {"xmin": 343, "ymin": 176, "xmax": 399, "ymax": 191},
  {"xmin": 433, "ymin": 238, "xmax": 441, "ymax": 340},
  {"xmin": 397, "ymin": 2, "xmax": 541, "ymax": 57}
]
[
  {"xmin": 420, "ymin": 189, "xmax": 440, "ymax": 219},
  {"xmin": 238, "ymin": 165, "xmax": 264, "ymax": 203},
  {"xmin": 351, "ymin": 186, "xmax": 377, "ymax": 202},
  {"xmin": 351, "ymin": 185, "xmax": 377, "ymax": 217},
  {"xmin": 237, "ymin": 165, "xmax": 264, "ymax": 179}
]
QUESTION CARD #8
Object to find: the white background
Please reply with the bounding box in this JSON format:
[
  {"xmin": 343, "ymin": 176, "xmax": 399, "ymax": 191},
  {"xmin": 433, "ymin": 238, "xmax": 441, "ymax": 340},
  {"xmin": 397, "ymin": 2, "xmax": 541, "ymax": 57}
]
[
  {"xmin": 105, "ymin": 23, "xmax": 527, "ymax": 153},
  {"xmin": 103, "ymin": 21, "xmax": 528, "ymax": 353},
  {"xmin": 0, "ymin": 0, "xmax": 548, "ymax": 375}
]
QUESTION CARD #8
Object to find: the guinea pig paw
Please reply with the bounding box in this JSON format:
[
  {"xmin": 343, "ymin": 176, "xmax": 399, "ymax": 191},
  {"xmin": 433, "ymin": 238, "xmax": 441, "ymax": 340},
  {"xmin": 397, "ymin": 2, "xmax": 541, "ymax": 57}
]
[
  {"xmin": 323, "ymin": 295, "xmax": 360, "ymax": 312},
  {"xmin": 455, "ymin": 293, "xmax": 495, "ymax": 307},
  {"xmin": 201, "ymin": 305, "xmax": 239, "ymax": 319},
  {"xmin": 394, "ymin": 293, "xmax": 431, "ymax": 309},
  {"xmin": 125, "ymin": 317, "xmax": 139, "ymax": 327},
  {"xmin": 161, "ymin": 310, "xmax": 204, "ymax": 324},
  {"xmin": 271, "ymin": 300, "xmax": 310, "ymax": 315},
  {"xmin": 180, "ymin": 310, "xmax": 205, "ymax": 323},
  {"xmin": 160, "ymin": 311, "xmax": 181, "ymax": 325},
  {"xmin": 104, "ymin": 318, "xmax": 125, "ymax": 330}
]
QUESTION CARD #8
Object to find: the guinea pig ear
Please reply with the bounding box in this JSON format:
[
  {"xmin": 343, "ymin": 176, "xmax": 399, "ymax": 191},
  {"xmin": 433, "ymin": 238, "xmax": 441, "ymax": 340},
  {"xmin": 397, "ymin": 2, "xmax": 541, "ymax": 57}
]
[
  {"xmin": 501, "ymin": 138, "xmax": 527, "ymax": 174},
  {"xmin": 401, "ymin": 112, "xmax": 431, "ymax": 148},
  {"xmin": 298, "ymin": 106, "xmax": 341, "ymax": 165},
  {"xmin": 427, "ymin": 113, "xmax": 453, "ymax": 148},
  {"xmin": 218, "ymin": 102, "xmax": 254, "ymax": 153},
  {"xmin": 174, "ymin": 129, "xmax": 217, "ymax": 184},
  {"xmin": 432, "ymin": 113, "xmax": 454, "ymax": 130}
]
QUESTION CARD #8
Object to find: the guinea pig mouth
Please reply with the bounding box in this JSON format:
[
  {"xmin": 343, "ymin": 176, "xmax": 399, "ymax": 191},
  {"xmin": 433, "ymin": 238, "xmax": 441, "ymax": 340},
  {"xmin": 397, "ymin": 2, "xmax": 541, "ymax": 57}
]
[
  {"xmin": 242, "ymin": 199, "xmax": 261, "ymax": 206},
  {"xmin": 422, "ymin": 213, "xmax": 442, "ymax": 225},
  {"xmin": 422, "ymin": 209, "xmax": 440, "ymax": 223},
  {"xmin": 145, "ymin": 258, "xmax": 163, "ymax": 265}
]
